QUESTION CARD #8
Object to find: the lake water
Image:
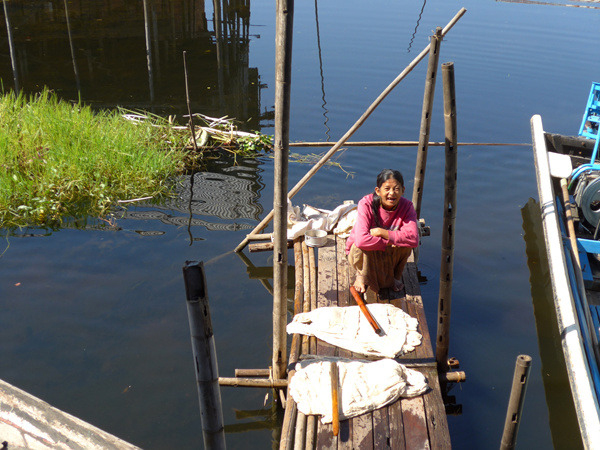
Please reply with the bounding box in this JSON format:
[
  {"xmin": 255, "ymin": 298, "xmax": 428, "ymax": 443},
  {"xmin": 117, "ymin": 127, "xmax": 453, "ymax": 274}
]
[{"xmin": 1, "ymin": 0, "xmax": 598, "ymax": 448}]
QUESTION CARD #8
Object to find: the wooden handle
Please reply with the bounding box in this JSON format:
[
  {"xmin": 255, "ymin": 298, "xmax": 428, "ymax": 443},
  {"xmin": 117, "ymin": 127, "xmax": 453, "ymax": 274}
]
[
  {"xmin": 330, "ymin": 361, "xmax": 340, "ymax": 436},
  {"xmin": 349, "ymin": 286, "xmax": 382, "ymax": 334}
]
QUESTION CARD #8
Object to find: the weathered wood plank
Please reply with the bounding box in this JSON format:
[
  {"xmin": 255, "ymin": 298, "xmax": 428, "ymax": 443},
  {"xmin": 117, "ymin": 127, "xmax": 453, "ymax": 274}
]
[
  {"xmin": 316, "ymin": 419, "xmax": 338, "ymax": 449},
  {"xmin": 388, "ymin": 399, "xmax": 406, "ymax": 449},
  {"xmin": 318, "ymin": 237, "xmax": 339, "ymax": 308},
  {"xmin": 421, "ymin": 367, "xmax": 451, "ymax": 449},
  {"xmin": 373, "ymin": 406, "xmax": 391, "ymax": 449},
  {"xmin": 401, "ymin": 396, "xmax": 430, "ymax": 449},
  {"xmin": 352, "ymin": 412, "xmax": 374, "ymax": 449}
]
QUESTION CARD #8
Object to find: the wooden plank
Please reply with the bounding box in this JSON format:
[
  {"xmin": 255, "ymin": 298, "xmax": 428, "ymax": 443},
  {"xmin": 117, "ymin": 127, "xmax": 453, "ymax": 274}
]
[
  {"xmin": 316, "ymin": 419, "xmax": 338, "ymax": 449},
  {"xmin": 401, "ymin": 396, "xmax": 430, "ymax": 449},
  {"xmin": 372, "ymin": 406, "xmax": 391, "ymax": 449},
  {"xmin": 421, "ymin": 367, "xmax": 451, "ymax": 449},
  {"xmin": 388, "ymin": 399, "xmax": 406, "ymax": 449},
  {"xmin": 352, "ymin": 412, "xmax": 374, "ymax": 449},
  {"xmin": 317, "ymin": 237, "xmax": 339, "ymax": 308}
]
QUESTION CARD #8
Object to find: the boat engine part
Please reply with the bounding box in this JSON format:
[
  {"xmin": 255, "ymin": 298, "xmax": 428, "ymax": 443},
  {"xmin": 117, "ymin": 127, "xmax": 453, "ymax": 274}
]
[{"xmin": 577, "ymin": 175, "xmax": 600, "ymax": 228}]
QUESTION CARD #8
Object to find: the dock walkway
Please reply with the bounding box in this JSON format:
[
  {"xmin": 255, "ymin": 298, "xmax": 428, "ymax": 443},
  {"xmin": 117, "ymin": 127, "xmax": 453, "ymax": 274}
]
[{"xmin": 280, "ymin": 234, "xmax": 451, "ymax": 449}]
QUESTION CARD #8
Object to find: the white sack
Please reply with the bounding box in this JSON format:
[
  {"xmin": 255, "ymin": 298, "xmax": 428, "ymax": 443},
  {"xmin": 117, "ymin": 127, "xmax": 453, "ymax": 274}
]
[
  {"xmin": 289, "ymin": 357, "xmax": 428, "ymax": 423},
  {"xmin": 286, "ymin": 304, "xmax": 422, "ymax": 358}
]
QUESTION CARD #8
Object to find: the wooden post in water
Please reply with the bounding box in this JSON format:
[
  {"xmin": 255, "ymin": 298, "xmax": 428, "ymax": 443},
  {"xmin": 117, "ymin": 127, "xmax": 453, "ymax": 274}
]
[
  {"xmin": 436, "ymin": 62, "xmax": 457, "ymax": 373},
  {"xmin": 500, "ymin": 355, "xmax": 532, "ymax": 450},
  {"xmin": 63, "ymin": 0, "xmax": 80, "ymax": 95},
  {"xmin": 272, "ymin": 0, "xmax": 294, "ymax": 382},
  {"xmin": 412, "ymin": 27, "xmax": 442, "ymax": 219},
  {"xmin": 182, "ymin": 261, "xmax": 226, "ymax": 450}
]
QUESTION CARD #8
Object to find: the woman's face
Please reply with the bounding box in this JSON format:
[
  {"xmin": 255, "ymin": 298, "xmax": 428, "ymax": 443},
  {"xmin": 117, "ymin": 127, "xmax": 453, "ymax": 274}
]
[{"xmin": 375, "ymin": 178, "xmax": 404, "ymax": 210}]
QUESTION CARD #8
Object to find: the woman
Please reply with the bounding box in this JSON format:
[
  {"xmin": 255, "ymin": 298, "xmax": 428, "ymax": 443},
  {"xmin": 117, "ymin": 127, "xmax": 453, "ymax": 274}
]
[{"xmin": 345, "ymin": 169, "xmax": 419, "ymax": 294}]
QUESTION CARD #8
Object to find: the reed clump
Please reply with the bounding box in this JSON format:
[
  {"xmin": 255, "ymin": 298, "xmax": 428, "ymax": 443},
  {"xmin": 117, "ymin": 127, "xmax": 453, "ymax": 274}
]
[{"xmin": 0, "ymin": 90, "xmax": 192, "ymax": 228}]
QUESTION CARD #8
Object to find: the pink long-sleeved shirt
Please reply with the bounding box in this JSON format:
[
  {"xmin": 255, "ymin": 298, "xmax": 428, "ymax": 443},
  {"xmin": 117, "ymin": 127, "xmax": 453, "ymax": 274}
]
[{"xmin": 345, "ymin": 193, "xmax": 418, "ymax": 254}]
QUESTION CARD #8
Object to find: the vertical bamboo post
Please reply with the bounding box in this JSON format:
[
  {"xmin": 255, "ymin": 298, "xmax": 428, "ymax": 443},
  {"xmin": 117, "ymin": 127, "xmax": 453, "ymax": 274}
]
[
  {"xmin": 272, "ymin": 0, "xmax": 294, "ymax": 382},
  {"xmin": 2, "ymin": 0, "xmax": 19, "ymax": 94},
  {"xmin": 412, "ymin": 27, "xmax": 442, "ymax": 219},
  {"xmin": 436, "ymin": 62, "xmax": 457, "ymax": 373},
  {"xmin": 142, "ymin": 0, "xmax": 155, "ymax": 103},
  {"xmin": 182, "ymin": 261, "xmax": 226, "ymax": 450},
  {"xmin": 500, "ymin": 355, "xmax": 532, "ymax": 450}
]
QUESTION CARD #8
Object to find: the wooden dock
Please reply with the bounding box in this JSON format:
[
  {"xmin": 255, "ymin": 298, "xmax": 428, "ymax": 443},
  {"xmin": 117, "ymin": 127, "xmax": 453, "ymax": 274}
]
[{"xmin": 279, "ymin": 235, "xmax": 451, "ymax": 449}]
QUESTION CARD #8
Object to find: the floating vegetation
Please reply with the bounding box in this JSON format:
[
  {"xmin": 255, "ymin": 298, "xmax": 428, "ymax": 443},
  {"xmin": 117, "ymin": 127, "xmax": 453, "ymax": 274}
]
[{"xmin": 0, "ymin": 90, "xmax": 273, "ymax": 229}]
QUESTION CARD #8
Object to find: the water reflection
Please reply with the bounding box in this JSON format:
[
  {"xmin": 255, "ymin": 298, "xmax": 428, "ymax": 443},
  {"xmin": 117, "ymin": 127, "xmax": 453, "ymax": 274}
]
[
  {"xmin": 0, "ymin": 0, "xmax": 267, "ymax": 124},
  {"xmin": 407, "ymin": 0, "xmax": 427, "ymax": 53},
  {"xmin": 521, "ymin": 198, "xmax": 583, "ymax": 449}
]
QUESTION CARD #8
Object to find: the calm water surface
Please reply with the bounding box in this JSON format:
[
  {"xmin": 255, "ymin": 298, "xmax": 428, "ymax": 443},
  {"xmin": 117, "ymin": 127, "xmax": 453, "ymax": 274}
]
[{"xmin": 1, "ymin": 0, "xmax": 599, "ymax": 448}]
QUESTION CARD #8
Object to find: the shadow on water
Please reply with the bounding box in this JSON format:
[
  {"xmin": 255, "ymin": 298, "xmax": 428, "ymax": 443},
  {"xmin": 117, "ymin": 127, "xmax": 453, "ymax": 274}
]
[{"xmin": 521, "ymin": 198, "xmax": 583, "ymax": 450}]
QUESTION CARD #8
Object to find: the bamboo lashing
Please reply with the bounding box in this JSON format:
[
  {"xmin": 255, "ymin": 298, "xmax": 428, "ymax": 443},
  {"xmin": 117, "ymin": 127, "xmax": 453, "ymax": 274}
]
[
  {"xmin": 349, "ymin": 286, "xmax": 382, "ymax": 335},
  {"xmin": 234, "ymin": 7, "xmax": 467, "ymax": 253}
]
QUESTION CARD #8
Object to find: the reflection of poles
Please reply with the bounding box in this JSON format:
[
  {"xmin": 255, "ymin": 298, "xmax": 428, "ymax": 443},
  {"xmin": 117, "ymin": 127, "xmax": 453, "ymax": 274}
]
[
  {"xmin": 272, "ymin": 0, "xmax": 295, "ymax": 382},
  {"xmin": 407, "ymin": 0, "xmax": 427, "ymax": 53},
  {"xmin": 412, "ymin": 27, "xmax": 442, "ymax": 219},
  {"xmin": 2, "ymin": 0, "xmax": 19, "ymax": 94},
  {"xmin": 314, "ymin": 0, "xmax": 330, "ymax": 141},
  {"xmin": 63, "ymin": 0, "xmax": 80, "ymax": 95},
  {"xmin": 212, "ymin": 0, "xmax": 225, "ymax": 109},
  {"xmin": 182, "ymin": 261, "xmax": 226, "ymax": 450},
  {"xmin": 142, "ymin": 0, "xmax": 155, "ymax": 103}
]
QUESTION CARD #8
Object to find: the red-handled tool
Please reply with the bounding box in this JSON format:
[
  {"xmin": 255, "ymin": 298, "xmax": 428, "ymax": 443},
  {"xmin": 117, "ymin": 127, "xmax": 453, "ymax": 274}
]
[{"xmin": 349, "ymin": 286, "xmax": 382, "ymax": 335}]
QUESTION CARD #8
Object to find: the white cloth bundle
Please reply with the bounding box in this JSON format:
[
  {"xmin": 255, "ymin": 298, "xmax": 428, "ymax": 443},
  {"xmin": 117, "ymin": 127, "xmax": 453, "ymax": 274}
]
[
  {"xmin": 286, "ymin": 304, "xmax": 422, "ymax": 358},
  {"xmin": 286, "ymin": 200, "xmax": 357, "ymax": 240},
  {"xmin": 289, "ymin": 357, "xmax": 428, "ymax": 423}
]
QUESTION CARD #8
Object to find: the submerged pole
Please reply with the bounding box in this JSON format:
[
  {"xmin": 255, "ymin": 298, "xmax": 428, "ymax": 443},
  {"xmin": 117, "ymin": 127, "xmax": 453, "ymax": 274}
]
[
  {"xmin": 234, "ymin": 8, "xmax": 467, "ymax": 252},
  {"xmin": 500, "ymin": 355, "xmax": 532, "ymax": 450},
  {"xmin": 436, "ymin": 62, "xmax": 458, "ymax": 373},
  {"xmin": 272, "ymin": 0, "xmax": 294, "ymax": 381},
  {"xmin": 182, "ymin": 261, "xmax": 226, "ymax": 450},
  {"xmin": 412, "ymin": 27, "xmax": 442, "ymax": 218}
]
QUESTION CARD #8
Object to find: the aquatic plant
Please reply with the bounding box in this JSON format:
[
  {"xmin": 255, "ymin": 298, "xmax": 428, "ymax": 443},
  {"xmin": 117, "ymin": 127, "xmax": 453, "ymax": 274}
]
[{"xmin": 0, "ymin": 90, "xmax": 272, "ymax": 228}]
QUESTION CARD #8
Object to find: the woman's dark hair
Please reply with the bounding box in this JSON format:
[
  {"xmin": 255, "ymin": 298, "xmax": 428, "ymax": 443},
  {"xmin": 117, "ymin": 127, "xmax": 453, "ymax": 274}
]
[{"xmin": 371, "ymin": 169, "xmax": 404, "ymax": 226}]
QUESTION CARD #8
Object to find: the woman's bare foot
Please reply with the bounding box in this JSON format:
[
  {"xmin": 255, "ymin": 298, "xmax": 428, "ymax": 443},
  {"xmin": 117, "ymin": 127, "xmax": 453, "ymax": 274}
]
[
  {"xmin": 354, "ymin": 275, "xmax": 367, "ymax": 294},
  {"xmin": 392, "ymin": 278, "xmax": 404, "ymax": 292}
]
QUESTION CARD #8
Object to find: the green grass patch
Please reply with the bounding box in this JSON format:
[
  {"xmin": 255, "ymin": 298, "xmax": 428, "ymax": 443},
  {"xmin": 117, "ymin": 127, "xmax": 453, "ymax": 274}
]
[{"xmin": 0, "ymin": 89, "xmax": 200, "ymax": 228}]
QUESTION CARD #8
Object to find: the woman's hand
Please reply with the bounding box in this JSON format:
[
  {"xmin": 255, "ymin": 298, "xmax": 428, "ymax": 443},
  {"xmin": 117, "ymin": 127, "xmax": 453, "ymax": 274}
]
[{"xmin": 369, "ymin": 227, "xmax": 389, "ymax": 239}]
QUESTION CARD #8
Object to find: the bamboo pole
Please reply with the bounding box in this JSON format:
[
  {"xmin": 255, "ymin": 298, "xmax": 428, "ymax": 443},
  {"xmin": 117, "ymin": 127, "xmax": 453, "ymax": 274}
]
[
  {"xmin": 436, "ymin": 62, "xmax": 458, "ymax": 373},
  {"xmin": 500, "ymin": 355, "xmax": 532, "ymax": 450},
  {"xmin": 182, "ymin": 261, "xmax": 226, "ymax": 450},
  {"xmin": 412, "ymin": 27, "xmax": 442, "ymax": 218},
  {"xmin": 293, "ymin": 412, "xmax": 307, "ymax": 449},
  {"xmin": 234, "ymin": 7, "xmax": 467, "ymax": 253},
  {"xmin": 272, "ymin": 0, "xmax": 295, "ymax": 384},
  {"xmin": 308, "ymin": 244, "xmax": 317, "ymax": 353},
  {"xmin": 305, "ymin": 416, "xmax": 317, "ymax": 449},
  {"xmin": 2, "ymin": 0, "xmax": 18, "ymax": 94},
  {"xmin": 218, "ymin": 377, "xmax": 288, "ymax": 388},
  {"xmin": 235, "ymin": 368, "xmax": 271, "ymax": 378},
  {"xmin": 288, "ymin": 141, "xmax": 527, "ymax": 147},
  {"xmin": 300, "ymin": 241, "xmax": 309, "ymax": 354}
]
